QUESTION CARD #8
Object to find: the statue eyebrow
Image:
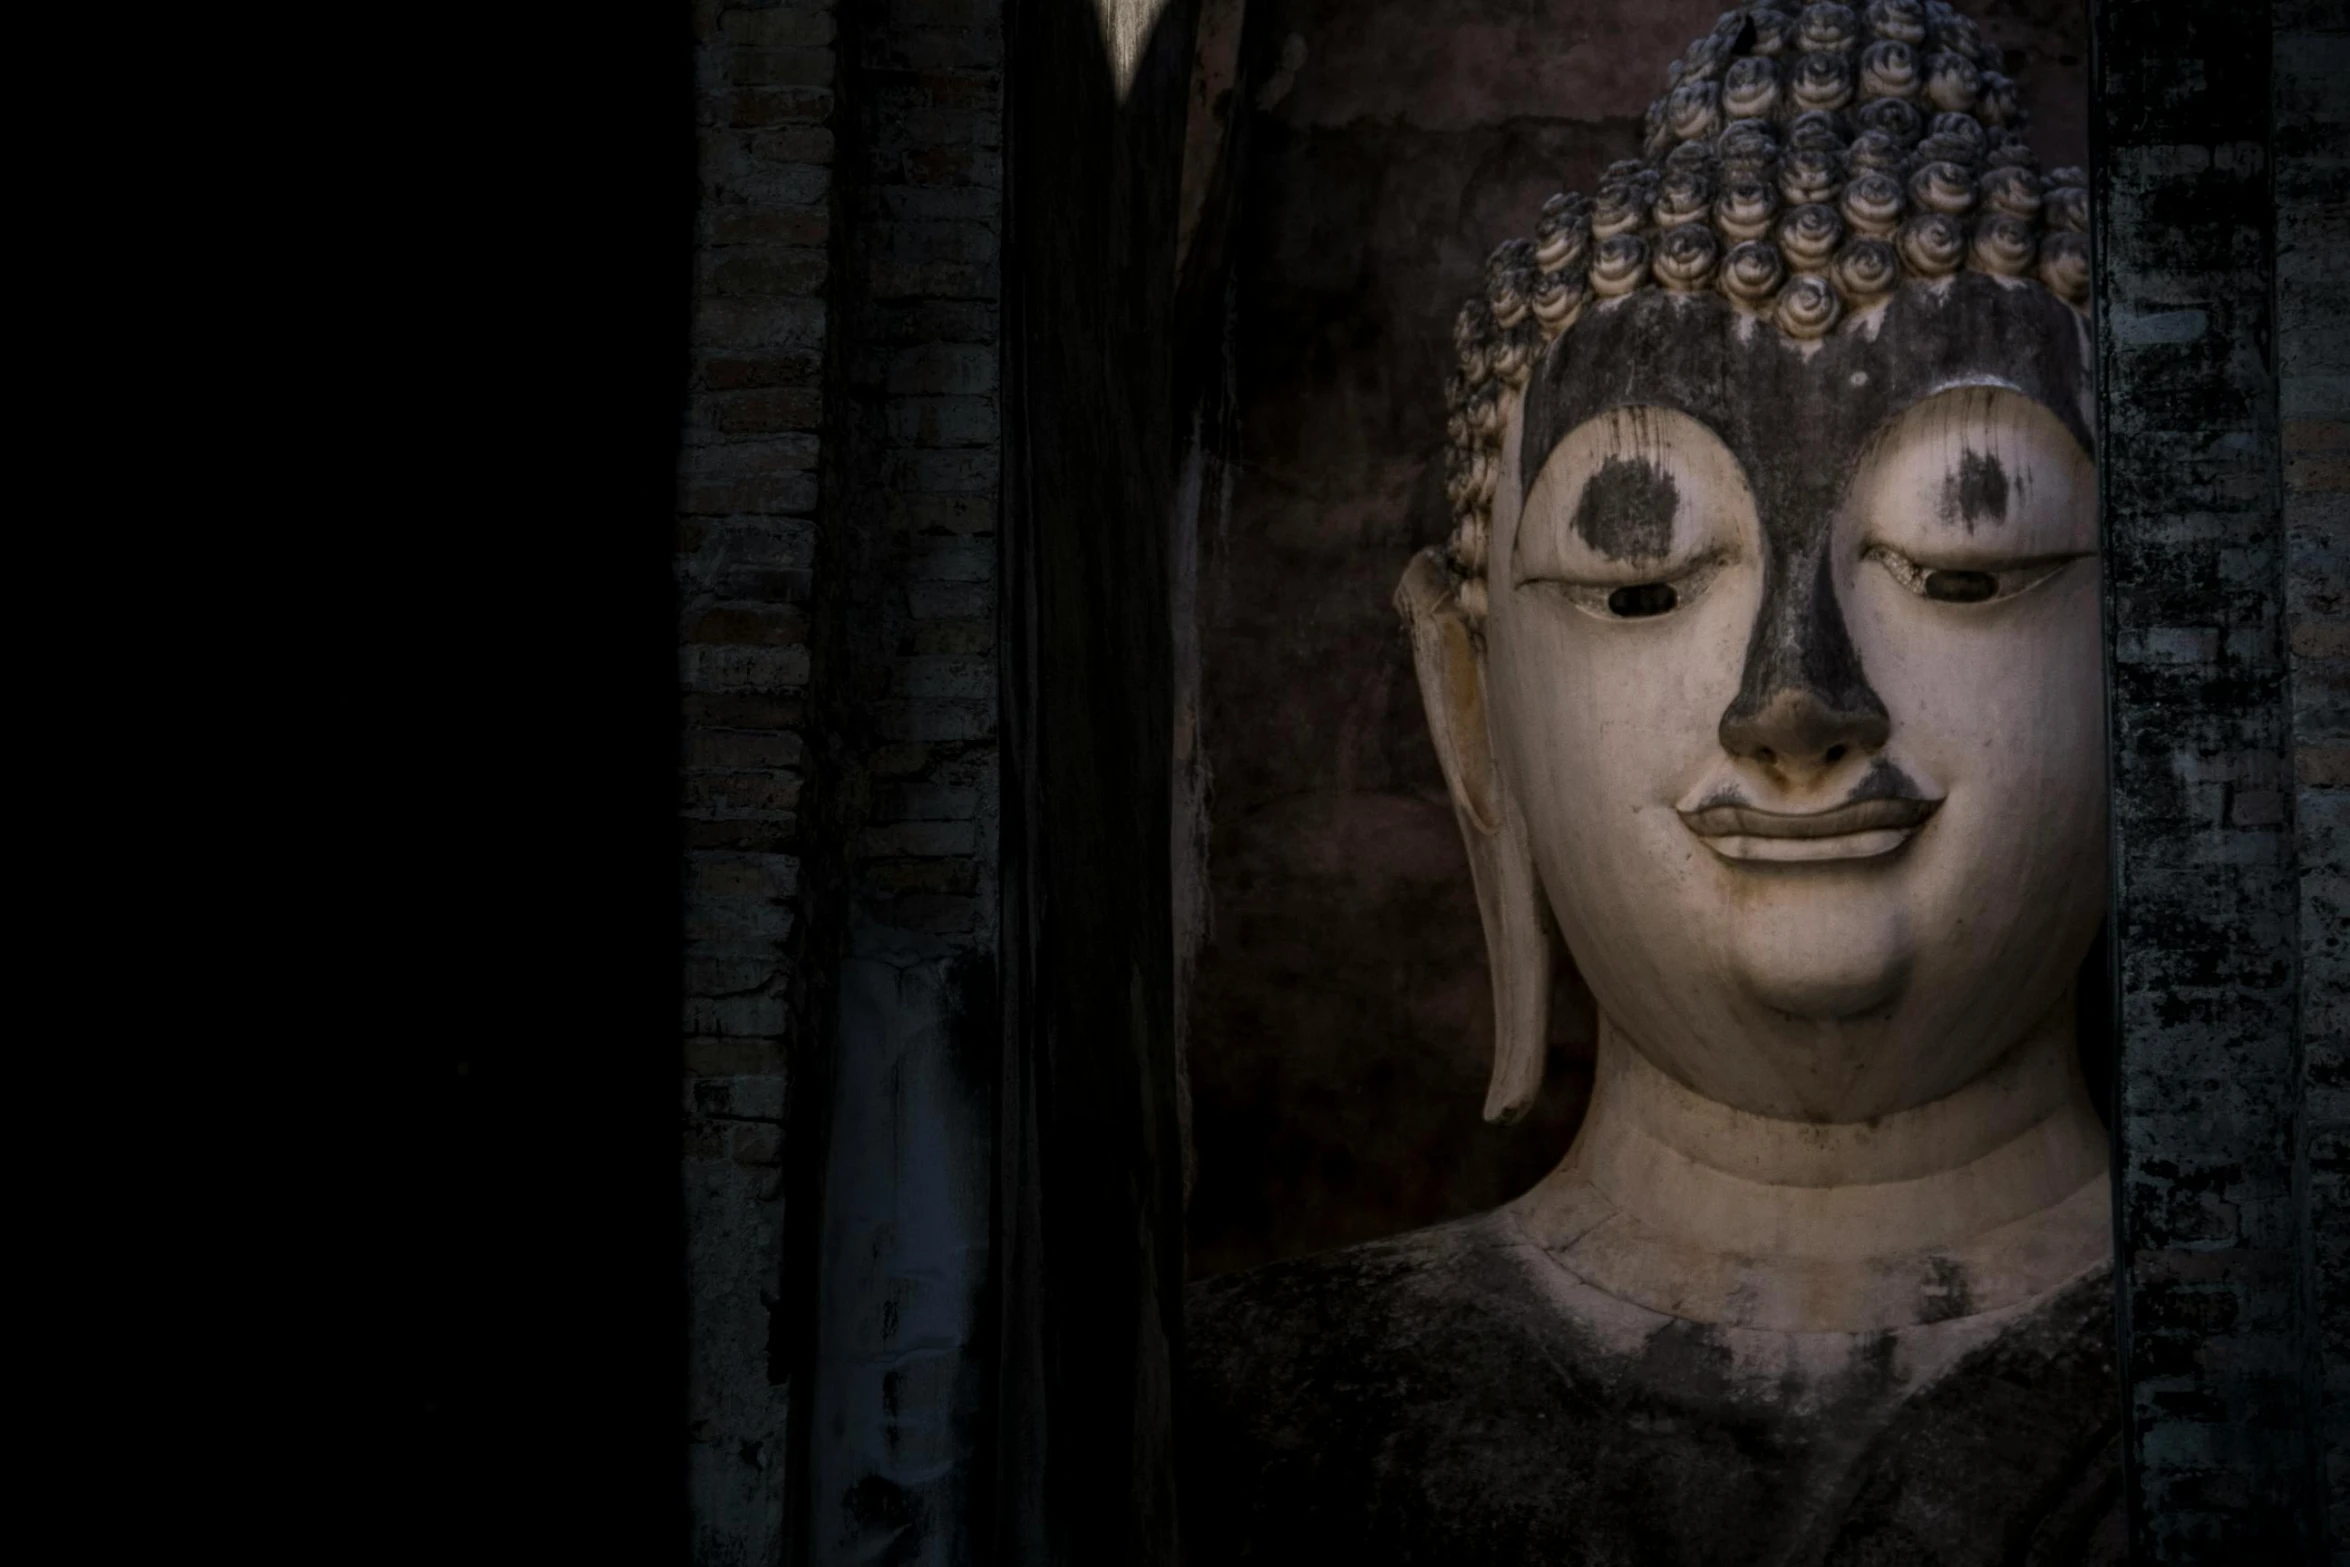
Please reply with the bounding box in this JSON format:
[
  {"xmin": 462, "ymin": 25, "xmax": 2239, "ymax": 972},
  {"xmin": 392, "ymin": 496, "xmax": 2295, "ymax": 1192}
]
[
  {"xmin": 1570, "ymin": 453, "xmax": 1680, "ymax": 563},
  {"xmin": 1848, "ymin": 380, "xmax": 2079, "ymax": 534},
  {"xmin": 1524, "ymin": 387, "xmax": 1718, "ymax": 510},
  {"xmin": 1938, "ymin": 449, "xmax": 2014, "ymax": 531}
]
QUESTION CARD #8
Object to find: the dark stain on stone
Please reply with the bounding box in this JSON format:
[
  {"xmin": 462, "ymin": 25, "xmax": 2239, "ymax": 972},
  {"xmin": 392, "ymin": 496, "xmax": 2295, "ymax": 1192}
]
[
  {"xmin": 1522, "ymin": 278, "xmax": 2095, "ymax": 525},
  {"xmin": 1849, "ymin": 757, "xmax": 1924, "ymax": 801},
  {"xmin": 1919, "ymin": 1255, "xmax": 1975, "ymax": 1324},
  {"xmin": 1851, "ymin": 1328, "xmax": 1902, "ymax": 1393},
  {"xmin": 1943, "ymin": 448, "xmax": 2010, "ymax": 531},
  {"xmin": 1573, "ymin": 454, "xmax": 1680, "ymax": 563},
  {"xmin": 845, "ymin": 1473, "xmax": 921, "ymax": 1539}
]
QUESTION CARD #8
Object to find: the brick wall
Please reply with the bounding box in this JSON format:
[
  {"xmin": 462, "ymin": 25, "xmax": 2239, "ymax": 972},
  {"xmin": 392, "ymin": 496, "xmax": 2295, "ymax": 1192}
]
[
  {"xmin": 2097, "ymin": 0, "xmax": 2346, "ymax": 1555},
  {"xmin": 828, "ymin": 0, "xmax": 1004, "ymax": 955},
  {"xmin": 682, "ymin": 1, "xmax": 840, "ymax": 1560},
  {"xmin": 793, "ymin": 2, "xmax": 1004, "ymax": 1561},
  {"xmin": 680, "ymin": 0, "xmax": 1007, "ymax": 1560},
  {"xmin": 2276, "ymin": 1, "xmax": 2350, "ymax": 1548}
]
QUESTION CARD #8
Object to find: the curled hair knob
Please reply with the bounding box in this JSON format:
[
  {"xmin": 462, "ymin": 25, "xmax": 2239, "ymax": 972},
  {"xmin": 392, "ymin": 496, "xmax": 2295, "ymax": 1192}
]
[
  {"xmin": 1589, "ymin": 232, "xmax": 1653, "ymax": 297},
  {"xmin": 1896, "ymin": 210, "xmax": 1966, "ymax": 274},
  {"xmin": 1722, "ymin": 238, "xmax": 1789, "ymax": 305},
  {"xmin": 1654, "ymin": 223, "xmax": 1723, "ymax": 291},
  {"xmin": 1776, "ymin": 272, "xmax": 1845, "ymax": 338}
]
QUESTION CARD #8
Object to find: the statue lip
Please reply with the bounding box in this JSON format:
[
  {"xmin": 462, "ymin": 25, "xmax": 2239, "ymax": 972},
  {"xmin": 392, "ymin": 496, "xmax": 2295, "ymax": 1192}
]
[
  {"xmin": 1677, "ymin": 795, "xmax": 1941, "ymax": 861},
  {"xmin": 1679, "ymin": 796, "xmax": 1940, "ymax": 840}
]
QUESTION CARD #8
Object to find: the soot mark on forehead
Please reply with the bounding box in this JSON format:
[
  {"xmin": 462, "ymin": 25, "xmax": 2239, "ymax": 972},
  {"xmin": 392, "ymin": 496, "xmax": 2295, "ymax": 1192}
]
[
  {"xmin": 1519, "ymin": 276, "xmax": 2095, "ymax": 546},
  {"xmin": 1574, "ymin": 455, "xmax": 1679, "ymax": 563},
  {"xmin": 1943, "ymin": 450, "xmax": 2012, "ymax": 531}
]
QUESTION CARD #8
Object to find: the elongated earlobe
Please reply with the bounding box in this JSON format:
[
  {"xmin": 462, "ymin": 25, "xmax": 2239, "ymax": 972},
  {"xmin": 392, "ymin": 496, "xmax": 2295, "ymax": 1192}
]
[{"xmin": 1396, "ymin": 549, "xmax": 1554, "ymax": 1123}]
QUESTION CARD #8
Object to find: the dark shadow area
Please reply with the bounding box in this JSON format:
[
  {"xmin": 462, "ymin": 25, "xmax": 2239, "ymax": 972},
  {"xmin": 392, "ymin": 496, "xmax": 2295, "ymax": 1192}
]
[
  {"xmin": 996, "ymin": 0, "xmax": 1201, "ymax": 1561},
  {"xmin": 411, "ymin": 5, "xmax": 695, "ymax": 1558}
]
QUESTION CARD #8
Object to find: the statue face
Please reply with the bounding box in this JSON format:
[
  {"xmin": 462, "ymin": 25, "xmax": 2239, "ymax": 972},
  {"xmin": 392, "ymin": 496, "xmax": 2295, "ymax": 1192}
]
[{"xmin": 1485, "ymin": 277, "xmax": 2104, "ymax": 1122}]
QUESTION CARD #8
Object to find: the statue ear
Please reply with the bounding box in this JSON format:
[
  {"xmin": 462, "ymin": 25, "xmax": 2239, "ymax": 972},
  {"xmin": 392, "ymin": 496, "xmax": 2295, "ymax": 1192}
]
[{"xmin": 1396, "ymin": 549, "xmax": 1554, "ymax": 1124}]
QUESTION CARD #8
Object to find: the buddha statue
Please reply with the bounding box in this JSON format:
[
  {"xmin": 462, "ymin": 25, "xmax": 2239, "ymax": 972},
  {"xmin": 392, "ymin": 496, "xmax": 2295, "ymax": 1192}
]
[{"xmin": 1180, "ymin": 3, "xmax": 2121, "ymax": 1561}]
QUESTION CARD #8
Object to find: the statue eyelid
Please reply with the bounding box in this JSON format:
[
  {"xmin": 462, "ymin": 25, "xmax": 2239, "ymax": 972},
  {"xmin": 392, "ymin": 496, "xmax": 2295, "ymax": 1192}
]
[
  {"xmin": 1511, "ymin": 534, "xmax": 1727, "ymax": 585},
  {"xmin": 1511, "ymin": 471, "xmax": 1738, "ymax": 585},
  {"xmin": 1865, "ymin": 543, "xmax": 2087, "ymax": 605},
  {"xmin": 1520, "ymin": 550, "xmax": 1730, "ymax": 620}
]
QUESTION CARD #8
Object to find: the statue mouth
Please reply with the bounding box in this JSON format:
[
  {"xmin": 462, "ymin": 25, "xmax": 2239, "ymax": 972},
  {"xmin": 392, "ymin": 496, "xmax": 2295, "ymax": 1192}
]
[{"xmin": 1678, "ymin": 795, "xmax": 1942, "ymax": 863}]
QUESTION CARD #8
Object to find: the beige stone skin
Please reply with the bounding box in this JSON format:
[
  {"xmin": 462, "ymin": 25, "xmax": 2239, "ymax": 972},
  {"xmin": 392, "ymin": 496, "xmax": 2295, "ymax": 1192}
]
[{"xmin": 1397, "ymin": 332, "xmax": 2110, "ymax": 1339}]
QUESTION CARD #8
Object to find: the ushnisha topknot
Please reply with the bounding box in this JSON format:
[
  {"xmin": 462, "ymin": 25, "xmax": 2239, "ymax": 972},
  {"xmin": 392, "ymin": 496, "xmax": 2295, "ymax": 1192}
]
[{"xmin": 1436, "ymin": 0, "xmax": 2090, "ymax": 616}]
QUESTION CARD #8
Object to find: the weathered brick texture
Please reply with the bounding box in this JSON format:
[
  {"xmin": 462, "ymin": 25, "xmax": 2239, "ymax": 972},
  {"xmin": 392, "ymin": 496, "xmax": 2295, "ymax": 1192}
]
[
  {"xmin": 672, "ymin": 0, "xmax": 1010, "ymax": 1519},
  {"xmin": 2097, "ymin": 0, "xmax": 2346, "ymax": 1556},
  {"xmin": 2276, "ymin": 4, "xmax": 2350, "ymax": 1552},
  {"xmin": 827, "ymin": 0, "xmax": 1003, "ymax": 947},
  {"xmin": 682, "ymin": 1, "xmax": 839, "ymax": 1560},
  {"xmin": 785, "ymin": 0, "xmax": 1007, "ymax": 1561}
]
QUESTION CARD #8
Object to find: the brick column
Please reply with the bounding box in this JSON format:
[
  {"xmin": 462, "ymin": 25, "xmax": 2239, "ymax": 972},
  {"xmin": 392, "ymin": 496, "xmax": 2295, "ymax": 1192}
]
[
  {"xmin": 2276, "ymin": 1, "xmax": 2350, "ymax": 1550},
  {"xmin": 681, "ymin": 1, "xmax": 839, "ymax": 1560},
  {"xmin": 797, "ymin": 1, "xmax": 1006, "ymax": 1562},
  {"xmin": 2094, "ymin": 0, "xmax": 2336, "ymax": 1555}
]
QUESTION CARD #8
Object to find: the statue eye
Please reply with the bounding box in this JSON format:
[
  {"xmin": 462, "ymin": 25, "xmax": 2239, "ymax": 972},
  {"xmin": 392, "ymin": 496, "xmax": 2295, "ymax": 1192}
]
[
  {"xmin": 1922, "ymin": 568, "xmax": 1997, "ymax": 603},
  {"xmin": 1523, "ymin": 553, "xmax": 1726, "ymax": 622},
  {"xmin": 1868, "ymin": 545, "xmax": 2078, "ymax": 605},
  {"xmin": 1606, "ymin": 582, "xmax": 1679, "ymax": 617}
]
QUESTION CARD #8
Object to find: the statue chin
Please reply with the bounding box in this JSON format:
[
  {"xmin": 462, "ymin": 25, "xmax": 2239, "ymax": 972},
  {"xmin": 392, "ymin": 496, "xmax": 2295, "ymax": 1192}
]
[{"xmin": 1724, "ymin": 890, "xmax": 1912, "ymax": 1023}]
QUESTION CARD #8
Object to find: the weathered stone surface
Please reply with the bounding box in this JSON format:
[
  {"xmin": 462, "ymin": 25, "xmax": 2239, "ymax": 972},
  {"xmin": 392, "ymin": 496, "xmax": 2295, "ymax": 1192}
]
[
  {"xmin": 681, "ymin": 0, "xmax": 1014, "ymax": 1559},
  {"xmin": 778, "ymin": 0, "xmax": 1010, "ymax": 1561},
  {"xmin": 2275, "ymin": 5, "xmax": 2350, "ymax": 1556},
  {"xmin": 681, "ymin": 4, "xmax": 839, "ymax": 1560},
  {"xmin": 1183, "ymin": 1211, "xmax": 2125, "ymax": 1564},
  {"xmin": 2093, "ymin": 0, "xmax": 2341, "ymax": 1555}
]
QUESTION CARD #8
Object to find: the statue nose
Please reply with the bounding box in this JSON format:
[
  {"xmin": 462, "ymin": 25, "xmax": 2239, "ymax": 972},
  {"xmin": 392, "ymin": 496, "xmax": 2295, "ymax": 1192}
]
[
  {"xmin": 1717, "ymin": 541, "xmax": 1890, "ymax": 778},
  {"xmin": 1717, "ymin": 686, "xmax": 1891, "ymax": 773}
]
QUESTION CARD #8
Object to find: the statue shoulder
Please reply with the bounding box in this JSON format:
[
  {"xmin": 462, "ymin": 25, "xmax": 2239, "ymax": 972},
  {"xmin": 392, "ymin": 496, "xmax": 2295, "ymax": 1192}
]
[
  {"xmin": 1181, "ymin": 1210, "xmax": 1617, "ymax": 1561},
  {"xmin": 1180, "ymin": 1227, "xmax": 2126, "ymax": 1565},
  {"xmin": 1185, "ymin": 1208, "xmax": 1590, "ymax": 1407},
  {"xmin": 1821, "ymin": 1264, "xmax": 2127, "ymax": 1567}
]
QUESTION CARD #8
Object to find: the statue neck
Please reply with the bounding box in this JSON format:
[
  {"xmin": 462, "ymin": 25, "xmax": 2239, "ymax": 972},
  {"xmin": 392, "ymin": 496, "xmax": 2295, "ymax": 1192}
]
[{"xmin": 1511, "ymin": 1003, "xmax": 2113, "ymax": 1332}]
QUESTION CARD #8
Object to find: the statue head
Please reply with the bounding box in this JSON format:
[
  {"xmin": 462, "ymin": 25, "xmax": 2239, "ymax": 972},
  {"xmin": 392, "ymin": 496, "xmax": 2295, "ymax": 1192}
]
[{"xmin": 1398, "ymin": 0, "xmax": 2102, "ymax": 1131}]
